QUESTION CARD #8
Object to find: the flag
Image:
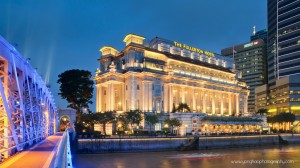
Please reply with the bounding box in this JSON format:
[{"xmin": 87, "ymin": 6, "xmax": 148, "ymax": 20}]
[{"xmin": 232, "ymin": 46, "xmax": 237, "ymax": 54}]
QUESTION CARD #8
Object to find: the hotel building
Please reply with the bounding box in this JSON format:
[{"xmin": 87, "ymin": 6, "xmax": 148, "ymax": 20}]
[{"xmin": 94, "ymin": 34, "xmax": 250, "ymax": 117}]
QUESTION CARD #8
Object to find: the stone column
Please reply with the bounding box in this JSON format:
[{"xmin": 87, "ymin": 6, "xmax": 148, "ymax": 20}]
[
  {"xmin": 148, "ymin": 82, "xmax": 153, "ymax": 112},
  {"xmin": 236, "ymin": 93, "xmax": 240, "ymax": 116},
  {"xmin": 169, "ymin": 85, "xmax": 173, "ymax": 112},
  {"xmin": 181, "ymin": 87, "xmax": 185, "ymax": 103},
  {"xmin": 192, "ymin": 87, "xmax": 196, "ymax": 112},
  {"xmin": 212, "ymin": 92, "xmax": 216, "ymax": 115},
  {"xmin": 203, "ymin": 90, "xmax": 206, "ymax": 113},
  {"xmin": 243, "ymin": 95, "xmax": 248, "ymax": 115},
  {"xmin": 106, "ymin": 84, "xmax": 111, "ymax": 111},
  {"xmin": 220, "ymin": 93, "xmax": 224, "ymax": 115},
  {"xmin": 163, "ymin": 84, "xmax": 169, "ymax": 113},
  {"xmin": 111, "ymin": 83, "xmax": 115, "ymax": 111},
  {"xmin": 228, "ymin": 93, "xmax": 232, "ymax": 116},
  {"xmin": 121, "ymin": 83, "xmax": 125, "ymax": 112},
  {"xmin": 143, "ymin": 81, "xmax": 148, "ymax": 112},
  {"xmin": 96, "ymin": 85, "xmax": 102, "ymax": 112}
]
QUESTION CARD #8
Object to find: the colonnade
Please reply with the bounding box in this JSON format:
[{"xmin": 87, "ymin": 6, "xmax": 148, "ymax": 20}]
[
  {"xmin": 96, "ymin": 82, "xmax": 247, "ymax": 115},
  {"xmin": 164, "ymin": 84, "xmax": 244, "ymax": 116}
]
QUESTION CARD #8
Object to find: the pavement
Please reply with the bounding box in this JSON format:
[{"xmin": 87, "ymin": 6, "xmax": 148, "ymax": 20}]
[{"xmin": 0, "ymin": 132, "xmax": 63, "ymax": 168}]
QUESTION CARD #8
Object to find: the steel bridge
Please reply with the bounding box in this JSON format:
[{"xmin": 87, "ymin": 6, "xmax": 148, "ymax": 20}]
[{"xmin": 0, "ymin": 35, "xmax": 57, "ymax": 162}]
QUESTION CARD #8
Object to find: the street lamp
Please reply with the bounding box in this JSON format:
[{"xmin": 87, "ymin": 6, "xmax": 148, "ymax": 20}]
[
  {"xmin": 164, "ymin": 124, "xmax": 169, "ymax": 137},
  {"xmin": 185, "ymin": 124, "xmax": 188, "ymax": 136}
]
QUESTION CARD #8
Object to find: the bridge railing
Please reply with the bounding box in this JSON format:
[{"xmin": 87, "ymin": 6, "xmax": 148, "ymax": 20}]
[{"xmin": 50, "ymin": 129, "xmax": 73, "ymax": 168}]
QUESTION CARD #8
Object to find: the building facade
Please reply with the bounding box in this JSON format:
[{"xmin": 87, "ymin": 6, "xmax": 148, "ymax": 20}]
[
  {"xmin": 267, "ymin": 0, "xmax": 300, "ymax": 86},
  {"xmin": 255, "ymin": 0, "xmax": 300, "ymax": 118},
  {"xmin": 222, "ymin": 39, "xmax": 267, "ymax": 113},
  {"xmin": 255, "ymin": 74, "xmax": 300, "ymax": 115},
  {"xmin": 251, "ymin": 29, "xmax": 268, "ymax": 42},
  {"xmin": 95, "ymin": 34, "xmax": 249, "ymax": 116}
]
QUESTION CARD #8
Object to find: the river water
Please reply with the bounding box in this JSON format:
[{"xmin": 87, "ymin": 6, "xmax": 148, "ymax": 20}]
[{"xmin": 73, "ymin": 145, "xmax": 300, "ymax": 168}]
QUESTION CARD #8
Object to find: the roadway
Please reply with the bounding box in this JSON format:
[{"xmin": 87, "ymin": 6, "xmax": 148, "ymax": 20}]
[{"xmin": 0, "ymin": 132, "xmax": 63, "ymax": 168}]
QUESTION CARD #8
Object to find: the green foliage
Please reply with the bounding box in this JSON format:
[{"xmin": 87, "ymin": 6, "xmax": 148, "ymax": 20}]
[
  {"xmin": 176, "ymin": 103, "xmax": 191, "ymax": 112},
  {"xmin": 202, "ymin": 116, "xmax": 262, "ymax": 122},
  {"xmin": 126, "ymin": 110, "xmax": 143, "ymax": 126},
  {"xmin": 145, "ymin": 113, "xmax": 159, "ymax": 134},
  {"xmin": 164, "ymin": 118, "xmax": 182, "ymax": 134},
  {"xmin": 145, "ymin": 113, "xmax": 159, "ymax": 125},
  {"xmin": 94, "ymin": 111, "xmax": 116, "ymax": 135},
  {"xmin": 57, "ymin": 69, "xmax": 94, "ymax": 122},
  {"xmin": 267, "ymin": 112, "xmax": 296, "ymax": 123},
  {"xmin": 117, "ymin": 110, "xmax": 143, "ymax": 132},
  {"xmin": 117, "ymin": 114, "xmax": 130, "ymax": 131},
  {"xmin": 172, "ymin": 103, "xmax": 176, "ymax": 113},
  {"xmin": 257, "ymin": 108, "xmax": 268, "ymax": 116}
]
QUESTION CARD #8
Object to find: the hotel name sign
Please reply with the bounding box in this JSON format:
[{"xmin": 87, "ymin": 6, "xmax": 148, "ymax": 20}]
[{"xmin": 174, "ymin": 41, "xmax": 215, "ymax": 57}]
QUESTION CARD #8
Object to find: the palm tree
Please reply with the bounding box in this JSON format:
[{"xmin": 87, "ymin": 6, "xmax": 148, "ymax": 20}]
[{"xmin": 176, "ymin": 103, "xmax": 191, "ymax": 112}]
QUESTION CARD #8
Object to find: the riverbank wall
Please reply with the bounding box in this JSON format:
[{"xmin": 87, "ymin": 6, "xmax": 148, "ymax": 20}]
[{"xmin": 76, "ymin": 134, "xmax": 300, "ymax": 153}]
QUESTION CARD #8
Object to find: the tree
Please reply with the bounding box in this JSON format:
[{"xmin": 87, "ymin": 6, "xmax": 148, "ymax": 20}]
[
  {"xmin": 257, "ymin": 108, "xmax": 268, "ymax": 116},
  {"xmin": 118, "ymin": 113, "xmax": 130, "ymax": 131},
  {"xmin": 172, "ymin": 103, "xmax": 176, "ymax": 113},
  {"xmin": 125, "ymin": 110, "xmax": 143, "ymax": 131},
  {"xmin": 164, "ymin": 118, "xmax": 182, "ymax": 135},
  {"xmin": 144, "ymin": 113, "xmax": 159, "ymax": 135},
  {"xmin": 94, "ymin": 111, "xmax": 116, "ymax": 135},
  {"xmin": 176, "ymin": 103, "xmax": 191, "ymax": 112},
  {"xmin": 57, "ymin": 69, "xmax": 94, "ymax": 122},
  {"xmin": 267, "ymin": 112, "xmax": 295, "ymax": 132}
]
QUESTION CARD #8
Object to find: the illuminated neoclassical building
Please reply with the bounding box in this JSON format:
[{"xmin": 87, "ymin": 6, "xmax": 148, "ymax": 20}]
[{"xmin": 95, "ymin": 34, "xmax": 250, "ymax": 116}]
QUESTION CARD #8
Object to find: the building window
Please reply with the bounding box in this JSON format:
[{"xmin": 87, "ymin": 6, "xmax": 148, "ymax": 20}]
[
  {"xmin": 126, "ymin": 85, "xmax": 128, "ymax": 90},
  {"xmin": 104, "ymin": 90, "xmax": 106, "ymax": 95},
  {"xmin": 155, "ymin": 123, "xmax": 161, "ymax": 131},
  {"xmin": 137, "ymin": 84, "xmax": 140, "ymax": 90}
]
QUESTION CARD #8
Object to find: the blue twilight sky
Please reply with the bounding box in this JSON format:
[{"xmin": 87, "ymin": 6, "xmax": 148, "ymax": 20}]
[{"xmin": 0, "ymin": 0, "xmax": 267, "ymax": 111}]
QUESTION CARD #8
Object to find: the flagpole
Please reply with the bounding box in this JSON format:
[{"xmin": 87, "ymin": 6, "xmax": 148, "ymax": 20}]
[{"xmin": 232, "ymin": 46, "xmax": 236, "ymax": 70}]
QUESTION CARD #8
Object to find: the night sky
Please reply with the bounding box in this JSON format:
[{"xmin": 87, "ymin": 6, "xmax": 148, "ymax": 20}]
[{"xmin": 0, "ymin": 0, "xmax": 267, "ymax": 111}]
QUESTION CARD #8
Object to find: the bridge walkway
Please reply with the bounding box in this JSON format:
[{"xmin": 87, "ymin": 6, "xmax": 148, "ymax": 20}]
[{"xmin": 0, "ymin": 132, "xmax": 63, "ymax": 168}]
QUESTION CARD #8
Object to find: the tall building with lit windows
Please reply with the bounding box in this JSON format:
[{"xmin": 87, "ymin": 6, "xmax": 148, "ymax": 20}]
[
  {"xmin": 221, "ymin": 39, "xmax": 267, "ymax": 113},
  {"xmin": 267, "ymin": 0, "xmax": 300, "ymax": 86},
  {"xmin": 94, "ymin": 33, "xmax": 249, "ymax": 117},
  {"xmin": 255, "ymin": 0, "xmax": 300, "ymax": 116}
]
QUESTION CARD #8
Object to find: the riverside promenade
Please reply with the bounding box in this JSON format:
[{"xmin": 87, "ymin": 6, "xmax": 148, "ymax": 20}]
[
  {"xmin": 76, "ymin": 134, "xmax": 300, "ymax": 153},
  {"xmin": 0, "ymin": 132, "xmax": 63, "ymax": 168}
]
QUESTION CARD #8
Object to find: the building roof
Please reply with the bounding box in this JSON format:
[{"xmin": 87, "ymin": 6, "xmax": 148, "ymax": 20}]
[{"xmin": 122, "ymin": 43, "xmax": 234, "ymax": 74}]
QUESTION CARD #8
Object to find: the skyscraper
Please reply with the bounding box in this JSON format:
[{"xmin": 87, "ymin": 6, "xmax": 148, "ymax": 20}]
[
  {"xmin": 222, "ymin": 38, "xmax": 267, "ymax": 113},
  {"xmin": 255, "ymin": 0, "xmax": 300, "ymax": 116},
  {"xmin": 251, "ymin": 29, "xmax": 268, "ymax": 42},
  {"xmin": 267, "ymin": 0, "xmax": 300, "ymax": 86}
]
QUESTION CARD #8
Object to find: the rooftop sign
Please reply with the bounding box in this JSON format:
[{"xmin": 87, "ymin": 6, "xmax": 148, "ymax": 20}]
[
  {"xmin": 244, "ymin": 41, "xmax": 259, "ymax": 48},
  {"xmin": 174, "ymin": 41, "xmax": 215, "ymax": 57}
]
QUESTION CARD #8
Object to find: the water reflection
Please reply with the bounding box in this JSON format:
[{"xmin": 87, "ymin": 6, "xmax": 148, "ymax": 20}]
[{"xmin": 73, "ymin": 145, "xmax": 300, "ymax": 168}]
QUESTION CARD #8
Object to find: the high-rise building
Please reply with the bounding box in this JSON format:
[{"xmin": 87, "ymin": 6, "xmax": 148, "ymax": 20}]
[
  {"xmin": 267, "ymin": 0, "xmax": 300, "ymax": 86},
  {"xmin": 255, "ymin": 0, "xmax": 300, "ymax": 116},
  {"xmin": 222, "ymin": 39, "xmax": 267, "ymax": 113},
  {"xmin": 251, "ymin": 29, "xmax": 268, "ymax": 42}
]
